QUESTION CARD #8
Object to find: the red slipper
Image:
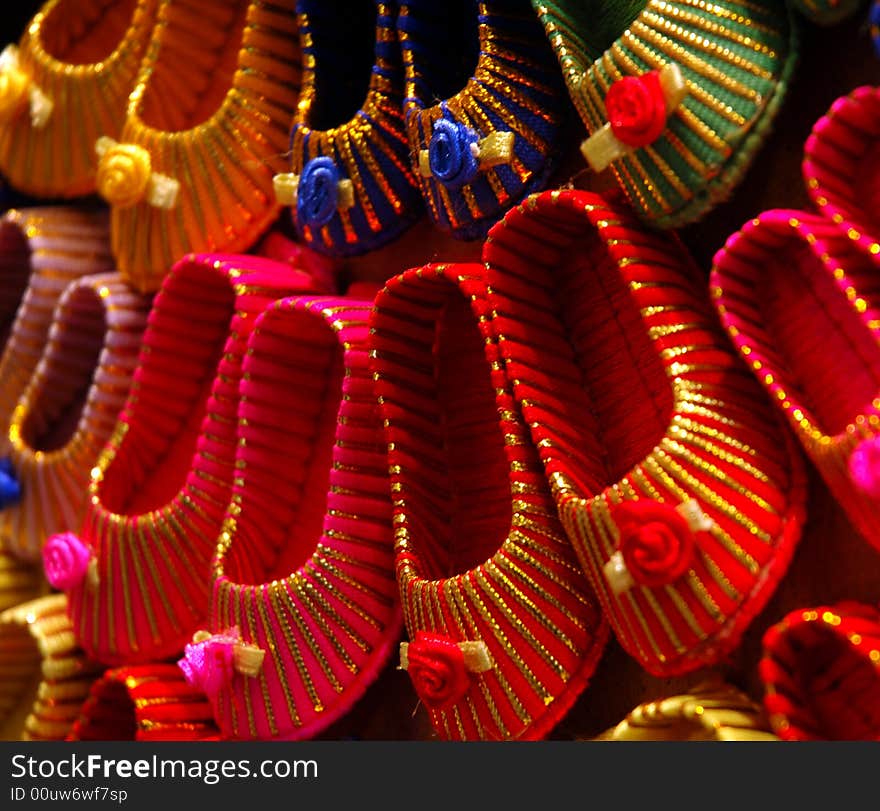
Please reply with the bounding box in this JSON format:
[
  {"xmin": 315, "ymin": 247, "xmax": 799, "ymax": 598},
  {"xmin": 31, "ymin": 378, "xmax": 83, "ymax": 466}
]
[
  {"xmin": 485, "ymin": 189, "xmax": 807, "ymax": 677},
  {"xmin": 180, "ymin": 294, "xmax": 400, "ymax": 740},
  {"xmin": 67, "ymin": 663, "xmax": 219, "ymax": 741},
  {"xmin": 760, "ymin": 601, "xmax": 880, "ymax": 740},
  {"xmin": 369, "ymin": 264, "xmax": 608, "ymax": 740},
  {"xmin": 711, "ymin": 209, "xmax": 880, "ymax": 553},
  {"xmin": 50, "ymin": 253, "xmax": 318, "ymax": 666}
]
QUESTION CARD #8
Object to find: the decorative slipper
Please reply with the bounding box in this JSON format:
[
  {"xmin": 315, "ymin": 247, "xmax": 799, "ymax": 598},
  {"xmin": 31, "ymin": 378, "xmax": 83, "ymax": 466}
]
[
  {"xmin": 183, "ymin": 294, "xmax": 400, "ymax": 741},
  {"xmin": 533, "ymin": 0, "xmax": 798, "ymax": 227},
  {"xmin": 96, "ymin": 0, "xmax": 301, "ymax": 293},
  {"xmin": 485, "ymin": 189, "xmax": 807, "ymax": 677},
  {"xmin": 272, "ymin": 1, "xmax": 421, "ymax": 257},
  {"xmin": 0, "ymin": 207, "xmax": 116, "ymax": 457},
  {"xmin": 0, "ymin": 594, "xmax": 104, "ymax": 741},
  {"xmin": 593, "ymin": 679, "xmax": 779, "ymax": 741},
  {"xmin": 760, "ymin": 601, "xmax": 880, "ymax": 740},
  {"xmin": 711, "ymin": 209, "xmax": 880, "ymax": 553},
  {"xmin": 0, "ymin": 0, "xmax": 158, "ymax": 199},
  {"xmin": 804, "ymin": 85, "xmax": 880, "ymax": 259},
  {"xmin": 397, "ymin": 0, "xmax": 568, "ymax": 240},
  {"xmin": 54, "ymin": 253, "xmax": 318, "ymax": 666},
  {"xmin": 68, "ymin": 664, "xmax": 220, "ymax": 740},
  {"xmin": 594, "ymin": 678, "xmax": 778, "ymax": 740},
  {"xmin": 0, "ymin": 272, "xmax": 151, "ymax": 563},
  {"xmin": 369, "ymin": 264, "xmax": 608, "ymax": 741}
]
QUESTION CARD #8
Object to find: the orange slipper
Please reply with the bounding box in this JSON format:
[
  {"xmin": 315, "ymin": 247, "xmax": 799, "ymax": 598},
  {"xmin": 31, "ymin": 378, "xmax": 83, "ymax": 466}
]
[
  {"xmin": 95, "ymin": 0, "xmax": 302, "ymax": 293},
  {"xmin": 0, "ymin": 0, "xmax": 159, "ymax": 198}
]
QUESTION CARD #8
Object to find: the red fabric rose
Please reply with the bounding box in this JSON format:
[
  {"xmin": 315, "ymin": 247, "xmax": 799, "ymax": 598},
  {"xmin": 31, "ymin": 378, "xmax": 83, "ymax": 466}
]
[
  {"xmin": 612, "ymin": 500, "xmax": 696, "ymax": 587},
  {"xmin": 604, "ymin": 71, "xmax": 668, "ymax": 148},
  {"xmin": 405, "ymin": 632, "xmax": 471, "ymax": 710}
]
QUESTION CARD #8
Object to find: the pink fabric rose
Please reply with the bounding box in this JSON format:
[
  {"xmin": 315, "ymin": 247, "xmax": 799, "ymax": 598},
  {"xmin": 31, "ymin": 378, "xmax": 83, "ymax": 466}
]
[
  {"xmin": 405, "ymin": 632, "xmax": 471, "ymax": 710},
  {"xmin": 612, "ymin": 500, "xmax": 696, "ymax": 588},
  {"xmin": 178, "ymin": 628, "xmax": 239, "ymax": 698},
  {"xmin": 605, "ymin": 71, "xmax": 668, "ymax": 148},
  {"xmin": 42, "ymin": 532, "xmax": 91, "ymax": 591}
]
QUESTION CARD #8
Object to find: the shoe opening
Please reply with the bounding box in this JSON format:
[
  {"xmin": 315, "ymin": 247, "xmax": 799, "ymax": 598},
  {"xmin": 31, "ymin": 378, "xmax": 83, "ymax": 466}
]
[
  {"xmin": 219, "ymin": 305, "xmax": 343, "ymax": 586},
  {"xmin": 376, "ymin": 279, "xmax": 511, "ymax": 579},
  {"xmin": 0, "ymin": 218, "xmax": 32, "ymax": 351},
  {"xmin": 96, "ymin": 261, "xmax": 235, "ymax": 516},
  {"xmin": 137, "ymin": 0, "xmax": 250, "ymax": 133},
  {"xmin": 299, "ymin": 0, "xmax": 378, "ymax": 131},
  {"xmin": 19, "ymin": 283, "xmax": 105, "ymax": 454},
  {"xmin": 493, "ymin": 217, "xmax": 675, "ymax": 497},
  {"xmin": 39, "ymin": 0, "xmax": 138, "ymax": 65},
  {"xmin": 400, "ymin": 0, "xmax": 480, "ymax": 105},
  {"xmin": 730, "ymin": 235, "xmax": 880, "ymax": 438}
]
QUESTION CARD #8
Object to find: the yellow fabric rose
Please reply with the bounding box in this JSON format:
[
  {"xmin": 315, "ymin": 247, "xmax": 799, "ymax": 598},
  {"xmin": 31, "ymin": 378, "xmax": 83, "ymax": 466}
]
[{"xmin": 96, "ymin": 143, "xmax": 152, "ymax": 208}]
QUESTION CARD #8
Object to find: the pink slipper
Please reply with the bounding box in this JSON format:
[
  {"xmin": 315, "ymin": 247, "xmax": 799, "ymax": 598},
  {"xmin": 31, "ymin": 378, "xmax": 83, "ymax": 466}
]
[
  {"xmin": 52, "ymin": 253, "xmax": 319, "ymax": 666},
  {"xmin": 182, "ymin": 294, "xmax": 400, "ymax": 740},
  {"xmin": 711, "ymin": 208, "xmax": 880, "ymax": 553},
  {"xmin": 369, "ymin": 264, "xmax": 608, "ymax": 740},
  {"xmin": 803, "ymin": 85, "xmax": 880, "ymax": 259},
  {"xmin": 1, "ymin": 272, "xmax": 151, "ymax": 562}
]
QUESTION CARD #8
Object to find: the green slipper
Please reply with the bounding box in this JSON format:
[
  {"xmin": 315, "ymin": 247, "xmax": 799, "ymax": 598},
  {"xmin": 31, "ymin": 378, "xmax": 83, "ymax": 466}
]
[{"xmin": 533, "ymin": 0, "xmax": 799, "ymax": 228}]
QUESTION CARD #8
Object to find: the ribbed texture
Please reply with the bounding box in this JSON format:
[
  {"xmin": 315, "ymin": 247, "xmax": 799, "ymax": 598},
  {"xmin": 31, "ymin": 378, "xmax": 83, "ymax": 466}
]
[
  {"xmin": 2, "ymin": 273, "xmax": 152, "ymax": 563},
  {"xmin": 760, "ymin": 601, "xmax": 880, "ymax": 740},
  {"xmin": 534, "ymin": 0, "xmax": 797, "ymax": 227},
  {"xmin": 399, "ymin": 0, "xmax": 567, "ymax": 239},
  {"xmin": 0, "ymin": 552, "xmax": 44, "ymax": 613},
  {"xmin": 0, "ymin": 207, "xmax": 115, "ymax": 457},
  {"xmin": 370, "ymin": 264, "xmax": 608, "ymax": 741},
  {"xmin": 65, "ymin": 254, "xmax": 317, "ymax": 666},
  {"xmin": 208, "ymin": 296, "xmax": 399, "ymax": 740},
  {"xmin": 595, "ymin": 679, "xmax": 778, "ymax": 740},
  {"xmin": 804, "ymin": 85, "xmax": 880, "ymax": 259},
  {"xmin": 711, "ymin": 209, "xmax": 880, "ymax": 553},
  {"xmin": 0, "ymin": 0, "xmax": 158, "ymax": 198},
  {"xmin": 108, "ymin": 0, "xmax": 302, "ymax": 292},
  {"xmin": 0, "ymin": 594, "xmax": 104, "ymax": 742},
  {"xmin": 286, "ymin": 1, "xmax": 421, "ymax": 256},
  {"xmin": 68, "ymin": 663, "xmax": 220, "ymax": 741},
  {"xmin": 485, "ymin": 189, "xmax": 807, "ymax": 677}
]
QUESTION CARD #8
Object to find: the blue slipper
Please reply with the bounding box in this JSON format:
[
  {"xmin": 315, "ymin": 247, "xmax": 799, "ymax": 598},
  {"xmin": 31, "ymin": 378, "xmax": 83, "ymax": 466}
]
[{"xmin": 274, "ymin": 0, "xmax": 422, "ymax": 257}]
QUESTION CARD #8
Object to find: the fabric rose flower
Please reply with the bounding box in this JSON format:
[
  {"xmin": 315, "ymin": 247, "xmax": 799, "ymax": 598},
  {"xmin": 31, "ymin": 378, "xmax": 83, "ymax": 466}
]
[
  {"xmin": 849, "ymin": 436, "xmax": 880, "ymax": 498},
  {"xmin": 178, "ymin": 628, "xmax": 239, "ymax": 698},
  {"xmin": 404, "ymin": 631, "xmax": 471, "ymax": 710},
  {"xmin": 96, "ymin": 142, "xmax": 152, "ymax": 208},
  {"xmin": 42, "ymin": 532, "xmax": 92, "ymax": 591},
  {"xmin": 604, "ymin": 71, "xmax": 668, "ymax": 148},
  {"xmin": 612, "ymin": 500, "xmax": 697, "ymax": 587},
  {"xmin": 427, "ymin": 118, "xmax": 480, "ymax": 189},
  {"xmin": 0, "ymin": 65, "xmax": 29, "ymax": 121}
]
